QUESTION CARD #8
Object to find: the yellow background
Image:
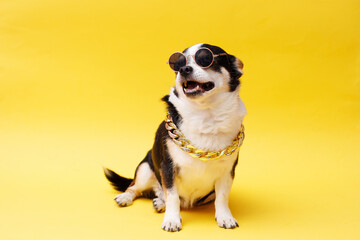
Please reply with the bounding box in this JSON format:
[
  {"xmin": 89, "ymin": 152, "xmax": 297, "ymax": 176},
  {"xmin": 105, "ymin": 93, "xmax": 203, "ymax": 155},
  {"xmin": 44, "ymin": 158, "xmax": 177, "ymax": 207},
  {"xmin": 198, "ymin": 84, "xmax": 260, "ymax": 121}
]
[{"xmin": 1, "ymin": 0, "xmax": 359, "ymax": 239}]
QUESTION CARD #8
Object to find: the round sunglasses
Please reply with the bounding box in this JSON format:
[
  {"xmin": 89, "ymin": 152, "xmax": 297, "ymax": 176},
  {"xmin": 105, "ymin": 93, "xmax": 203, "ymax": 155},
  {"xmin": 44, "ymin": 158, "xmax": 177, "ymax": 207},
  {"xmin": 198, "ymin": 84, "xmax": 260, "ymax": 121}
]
[{"xmin": 168, "ymin": 47, "xmax": 227, "ymax": 72}]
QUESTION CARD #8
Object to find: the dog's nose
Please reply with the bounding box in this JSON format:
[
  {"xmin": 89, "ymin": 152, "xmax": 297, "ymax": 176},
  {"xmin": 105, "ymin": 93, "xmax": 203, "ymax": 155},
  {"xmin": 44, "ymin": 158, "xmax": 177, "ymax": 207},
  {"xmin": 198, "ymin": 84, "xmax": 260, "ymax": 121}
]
[{"xmin": 179, "ymin": 66, "xmax": 193, "ymax": 76}]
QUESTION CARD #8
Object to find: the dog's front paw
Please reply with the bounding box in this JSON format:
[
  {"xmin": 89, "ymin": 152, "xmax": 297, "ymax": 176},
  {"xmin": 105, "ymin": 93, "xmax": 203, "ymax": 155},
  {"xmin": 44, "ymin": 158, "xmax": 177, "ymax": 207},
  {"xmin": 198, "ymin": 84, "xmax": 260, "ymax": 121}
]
[
  {"xmin": 215, "ymin": 214, "xmax": 239, "ymax": 229},
  {"xmin": 161, "ymin": 216, "xmax": 182, "ymax": 232},
  {"xmin": 153, "ymin": 198, "xmax": 165, "ymax": 213},
  {"xmin": 114, "ymin": 193, "xmax": 133, "ymax": 207}
]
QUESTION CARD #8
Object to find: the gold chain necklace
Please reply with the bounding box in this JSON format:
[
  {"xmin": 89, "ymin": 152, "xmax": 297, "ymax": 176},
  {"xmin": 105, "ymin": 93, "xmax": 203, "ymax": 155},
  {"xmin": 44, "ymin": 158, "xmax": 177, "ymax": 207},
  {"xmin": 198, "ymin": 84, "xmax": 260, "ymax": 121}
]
[{"xmin": 165, "ymin": 112, "xmax": 245, "ymax": 161}]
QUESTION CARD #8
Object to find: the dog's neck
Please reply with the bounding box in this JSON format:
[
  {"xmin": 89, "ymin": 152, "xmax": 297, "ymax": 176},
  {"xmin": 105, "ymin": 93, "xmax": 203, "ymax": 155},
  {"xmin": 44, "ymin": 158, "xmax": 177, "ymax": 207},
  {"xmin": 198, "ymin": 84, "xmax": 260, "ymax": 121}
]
[{"xmin": 168, "ymin": 87, "xmax": 246, "ymax": 151}]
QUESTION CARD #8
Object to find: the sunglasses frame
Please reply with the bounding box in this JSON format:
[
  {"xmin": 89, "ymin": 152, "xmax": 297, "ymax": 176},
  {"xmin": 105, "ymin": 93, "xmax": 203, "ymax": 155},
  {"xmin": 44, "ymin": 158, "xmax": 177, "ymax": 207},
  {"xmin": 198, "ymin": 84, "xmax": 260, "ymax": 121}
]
[{"xmin": 168, "ymin": 47, "xmax": 227, "ymax": 72}]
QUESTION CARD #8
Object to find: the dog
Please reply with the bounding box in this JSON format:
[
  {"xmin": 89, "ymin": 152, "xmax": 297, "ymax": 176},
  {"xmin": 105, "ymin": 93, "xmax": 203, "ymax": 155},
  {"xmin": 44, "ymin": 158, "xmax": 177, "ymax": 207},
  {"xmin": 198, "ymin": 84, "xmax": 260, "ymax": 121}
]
[{"xmin": 104, "ymin": 43, "xmax": 246, "ymax": 232}]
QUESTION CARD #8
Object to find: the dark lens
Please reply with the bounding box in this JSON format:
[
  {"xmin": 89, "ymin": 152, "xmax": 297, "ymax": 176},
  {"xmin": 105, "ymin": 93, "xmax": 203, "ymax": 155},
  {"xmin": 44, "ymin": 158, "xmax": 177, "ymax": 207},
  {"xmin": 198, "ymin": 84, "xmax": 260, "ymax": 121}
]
[
  {"xmin": 169, "ymin": 53, "xmax": 186, "ymax": 71},
  {"xmin": 195, "ymin": 48, "xmax": 213, "ymax": 68}
]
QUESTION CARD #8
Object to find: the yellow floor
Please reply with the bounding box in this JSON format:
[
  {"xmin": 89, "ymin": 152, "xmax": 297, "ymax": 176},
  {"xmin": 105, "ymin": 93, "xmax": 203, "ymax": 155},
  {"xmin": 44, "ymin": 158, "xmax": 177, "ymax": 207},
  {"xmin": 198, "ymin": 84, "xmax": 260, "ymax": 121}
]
[{"xmin": 1, "ymin": 0, "xmax": 359, "ymax": 239}]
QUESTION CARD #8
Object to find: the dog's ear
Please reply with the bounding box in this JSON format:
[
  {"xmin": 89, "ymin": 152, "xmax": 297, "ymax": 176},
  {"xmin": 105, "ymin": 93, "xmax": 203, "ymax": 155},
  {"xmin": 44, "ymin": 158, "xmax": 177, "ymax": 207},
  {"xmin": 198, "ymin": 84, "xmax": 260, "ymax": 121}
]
[
  {"xmin": 236, "ymin": 58, "xmax": 244, "ymax": 70},
  {"xmin": 226, "ymin": 54, "xmax": 243, "ymax": 91},
  {"xmin": 227, "ymin": 54, "xmax": 243, "ymax": 77}
]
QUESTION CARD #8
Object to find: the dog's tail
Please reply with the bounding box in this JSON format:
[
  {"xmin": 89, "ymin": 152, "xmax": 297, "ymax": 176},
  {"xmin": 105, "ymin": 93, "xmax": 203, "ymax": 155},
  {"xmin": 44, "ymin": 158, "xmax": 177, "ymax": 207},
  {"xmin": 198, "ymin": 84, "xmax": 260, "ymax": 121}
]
[{"xmin": 103, "ymin": 167, "xmax": 133, "ymax": 192}]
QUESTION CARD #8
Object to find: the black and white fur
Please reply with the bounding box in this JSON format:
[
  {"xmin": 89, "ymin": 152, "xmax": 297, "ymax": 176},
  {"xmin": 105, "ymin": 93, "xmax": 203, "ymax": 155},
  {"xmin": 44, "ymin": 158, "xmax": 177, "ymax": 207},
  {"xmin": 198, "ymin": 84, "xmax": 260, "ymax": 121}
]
[{"xmin": 104, "ymin": 43, "xmax": 246, "ymax": 232}]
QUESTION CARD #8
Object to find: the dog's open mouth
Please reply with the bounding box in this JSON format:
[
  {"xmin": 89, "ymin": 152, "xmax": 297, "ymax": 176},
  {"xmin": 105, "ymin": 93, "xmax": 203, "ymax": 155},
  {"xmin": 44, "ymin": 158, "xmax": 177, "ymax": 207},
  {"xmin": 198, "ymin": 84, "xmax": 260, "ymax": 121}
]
[{"xmin": 182, "ymin": 80, "xmax": 215, "ymax": 96}]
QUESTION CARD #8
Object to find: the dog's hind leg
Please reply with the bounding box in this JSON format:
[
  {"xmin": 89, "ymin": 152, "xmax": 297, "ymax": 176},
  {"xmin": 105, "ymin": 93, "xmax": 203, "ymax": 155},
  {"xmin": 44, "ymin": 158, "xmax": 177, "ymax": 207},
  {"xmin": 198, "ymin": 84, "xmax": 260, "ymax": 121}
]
[
  {"xmin": 114, "ymin": 162, "xmax": 157, "ymax": 206},
  {"xmin": 152, "ymin": 182, "xmax": 165, "ymax": 212},
  {"xmin": 104, "ymin": 150, "xmax": 158, "ymax": 207},
  {"xmin": 112, "ymin": 161, "xmax": 158, "ymax": 207}
]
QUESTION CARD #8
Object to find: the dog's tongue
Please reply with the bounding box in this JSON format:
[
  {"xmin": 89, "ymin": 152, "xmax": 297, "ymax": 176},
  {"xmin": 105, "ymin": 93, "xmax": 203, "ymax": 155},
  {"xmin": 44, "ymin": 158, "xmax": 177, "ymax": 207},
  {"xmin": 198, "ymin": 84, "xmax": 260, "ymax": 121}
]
[
  {"xmin": 186, "ymin": 81, "xmax": 199, "ymax": 90},
  {"xmin": 183, "ymin": 81, "xmax": 202, "ymax": 94}
]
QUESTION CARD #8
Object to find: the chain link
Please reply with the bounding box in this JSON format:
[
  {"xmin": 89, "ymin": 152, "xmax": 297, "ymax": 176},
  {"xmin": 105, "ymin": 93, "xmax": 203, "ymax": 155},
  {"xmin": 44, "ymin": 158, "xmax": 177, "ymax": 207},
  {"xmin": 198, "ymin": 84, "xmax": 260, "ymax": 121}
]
[{"xmin": 165, "ymin": 112, "xmax": 245, "ymax": 161}]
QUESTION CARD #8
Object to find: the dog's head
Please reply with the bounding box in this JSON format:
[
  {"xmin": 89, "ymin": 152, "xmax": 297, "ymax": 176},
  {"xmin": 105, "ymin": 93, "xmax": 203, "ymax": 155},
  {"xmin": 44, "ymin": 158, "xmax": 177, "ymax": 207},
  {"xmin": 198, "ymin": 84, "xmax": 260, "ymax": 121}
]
[{"xmin": 169, "ymin": 43, "xmax": 243, "ymax": 100}]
